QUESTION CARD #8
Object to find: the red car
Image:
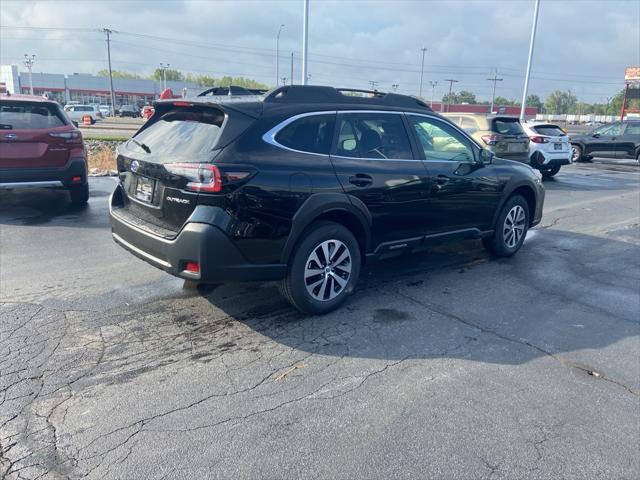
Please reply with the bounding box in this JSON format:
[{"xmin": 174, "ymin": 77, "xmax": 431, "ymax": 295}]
[{"xmin": 0, "ymin": 94, "xmax": 89, "ymax": 204}]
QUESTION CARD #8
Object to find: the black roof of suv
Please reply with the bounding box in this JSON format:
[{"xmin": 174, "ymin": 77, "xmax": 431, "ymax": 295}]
[{"xmin": 110, "ymin": 85, "xmax": 545, "ymax": 314}]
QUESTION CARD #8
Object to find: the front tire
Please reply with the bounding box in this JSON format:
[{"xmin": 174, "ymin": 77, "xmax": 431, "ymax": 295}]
[
  {"xmin": 280, "ymin": 221, "xmax": 361, "ymax": 315},
  {"xmin": 69, "ymin": 184, "xmax": 89, "ymax": 205},
  {"xmin": 542, "ymin": 165, "xmax": 560, "ymax": 177},
  {"xmin": 571, "ymin": 144, "xmax": 583, "ymax": 162},
  {"xmin": 483, "ymin": 195, "xmax": 529, "ymax": 257}
]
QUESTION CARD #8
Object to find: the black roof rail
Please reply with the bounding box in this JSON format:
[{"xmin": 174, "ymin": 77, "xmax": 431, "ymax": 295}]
[{"xmin": 264, "ymin": 85, "xmax": 431, "ymax": 110}]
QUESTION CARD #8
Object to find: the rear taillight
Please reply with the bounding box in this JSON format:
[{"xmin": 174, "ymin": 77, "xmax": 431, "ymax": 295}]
[
  {"xmin": 49, "ymin": 131, "xmax": 82, "ymax": 144},
  {"xmin": 530, "ymin": 136, "xmax": 549, "ymax": 144},
  {"xmin": 481, "ymin": 134, "xmax": 502, "ymax": 145},
  {"xmin": 184, "ymin": 262, "xmax": 200, "ymax": 273},
  {"xmin": 165, "ymin": 163, "xmax": 222, "ymax": 193}
]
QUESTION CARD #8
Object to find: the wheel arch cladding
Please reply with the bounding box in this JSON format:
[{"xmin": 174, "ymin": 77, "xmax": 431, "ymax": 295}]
[{"xmin": 281, "ymin": 193, "xmax": 372, "ymax": 264}]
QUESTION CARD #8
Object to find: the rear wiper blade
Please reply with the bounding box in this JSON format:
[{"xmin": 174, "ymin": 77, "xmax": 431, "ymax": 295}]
[{"xmin": 129, "ymin": 138, "xmax": 151, "ymax": 153}]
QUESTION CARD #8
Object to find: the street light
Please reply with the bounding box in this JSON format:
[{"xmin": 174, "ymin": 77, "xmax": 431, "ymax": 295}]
[
  {"xmin": 392, "ymin": 83, "xmax": 399, "ymax": 92},
  {"xmin": 429, "ymin": 81, "xmax": 438, "ymax": 108},
  {"xmin": 276, "ymin": 24, "xmax": 285, "ymax": 87},
  {"xmin": 159, "ymin": 63, "xmax": 170, "ymax": 91},
  {"xmin": 302, "ymin": 0, "xmax": 309, "ymax": 85},
  {"xmin": 520, "ymin": 0, "xmax": 541, "ymax": 121},
  {"xmin": 23, "ymin": 54, "xmax": 35, "ymax": 95},
  {"xmin": 419, "ymin": 47, "xmax": 427, "ymax": 98}
]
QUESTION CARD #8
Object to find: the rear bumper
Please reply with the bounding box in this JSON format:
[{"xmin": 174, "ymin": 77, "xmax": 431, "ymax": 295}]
[
  {"xmin": 0, "ymin": 157, "xmax": 88, "ymax": 189},
  {"xmin": 529, "ymin": 150, "xmax": 572, "ymax": 169},
  {"xmin": 109, "ymin": 185, "xmax": 286, "ymax": 283}
]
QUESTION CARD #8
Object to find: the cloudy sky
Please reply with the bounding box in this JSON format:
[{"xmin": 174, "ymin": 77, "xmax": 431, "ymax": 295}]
[{"xmin": 1, "ymin": 0, "xmax": 638, "ymax": 103}]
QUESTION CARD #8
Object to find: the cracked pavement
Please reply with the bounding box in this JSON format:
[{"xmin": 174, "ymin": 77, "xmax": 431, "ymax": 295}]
[{"xmin": 1, "ymin": 158, "xmax": 639, "ymax": 479}]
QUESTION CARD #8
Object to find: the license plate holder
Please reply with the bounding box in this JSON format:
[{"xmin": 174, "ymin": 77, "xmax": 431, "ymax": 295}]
[
  {"xmin": 507, "ymin": 143, "xmax": 523, "ymax": 153},
  {"xmin": 554, "ymin": 143, "xmax": 563, "ymax": 150},
  {"xmin": 134, "ymin": 176, "xmax": 155, "ymax": 203}
]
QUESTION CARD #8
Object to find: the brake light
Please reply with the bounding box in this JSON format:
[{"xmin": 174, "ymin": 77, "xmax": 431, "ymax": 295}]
[
  {"xmin": 164, "ymin": 163, "xmax": 222, "ymax": 193},
  {"xmin": 172, "ymin": 101, "xmax": 192, "ymax": 107},
  {"xmin": 481, "ymin": 134, "xmax": 502, "ymax": 145},
  {"xmin": 530, "ymin": 136, "xmax": 549, "ymax": 144},
  {"xmin": 49, "ymin": 131, "xmax": 82, "ymax": 143}
]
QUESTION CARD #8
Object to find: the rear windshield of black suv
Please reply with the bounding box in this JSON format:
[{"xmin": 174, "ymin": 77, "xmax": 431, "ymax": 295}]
[
  {"xmin": 0, "ymin": 101, "xmax": 68, "ymax": 129},
  {"xmin": 492, "ymin": 118, "xmax": 524, "ymax": 136},
  {"xmin": 128, "ymin": 106, "xmax": 225, "ymax": 161}
]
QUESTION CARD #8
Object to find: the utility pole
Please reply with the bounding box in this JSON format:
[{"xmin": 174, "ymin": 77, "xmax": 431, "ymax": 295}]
[
  {"xmin": 429, "ymin": 80, "xmax": 438, "ymax": 108},
  {"xmin": 281, "ymin": 77, "xmax": 288, "ymax": 86},
  {"xmin": 419, "ymin": 47, "xmax": 427, "ymax": 98},
  {"xmin": 302, "ymin": 0, "xmax": 309, "ymax": 85},
  {"xmin": 392, "ymin": 83, "xmax": 399, "ymax": 92},
  {"xmin": 520, "ymin": 0, "xmax": 540, "ymax": 121},
  {"xmin": 290, "ymin": 52, "xmax": 294, "ymax": 85},
  {"xmin": 487, "ymin": 70, "xmax": 503, "ymax": 113},
  {"xmin": 368, "ymin": 80, "xmax": 379, "ymax": 90},
  {"xmin": 103, "ymin": 28, "xmax": 116, "ymax": 117},
  {"xmin": 276, "ymin": 24, "xmax": 285, "ymax": 87},
  {"xmin": 23, "ymin": 54, "xmax": 35, "ymax": 95},
  {"xmin": 444, "ymin": 79, "xmax": 458, "ymax": 112},
  {"xmin": 159, "ymin": 63, "xmax": 170, "ymax": 91}
]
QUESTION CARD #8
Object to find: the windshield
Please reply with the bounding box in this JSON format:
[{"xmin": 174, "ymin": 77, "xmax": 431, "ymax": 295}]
[
  {"xmin": 130, "ymin": 106, "xmax": 225, "ymax": 160},
  {"xmin": 492, "ymin": 118, "xmax": 524, "ymax": 136},
  {"xmin": 0, "ymin": 101, "xmax": 67, "ymax": 129},
  {"xmin": 533, "ymin": 125, "xmax": 566, "ymax": 137}
]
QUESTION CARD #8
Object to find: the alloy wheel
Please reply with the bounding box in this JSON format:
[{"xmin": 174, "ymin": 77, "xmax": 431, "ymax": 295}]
[
  {"xmin": 304, "ymin": 239, "xmax": 352, "ymax": 301},
  {"xmin": 571, "ymin": 146, "xmax": 580, "ymax": 162},
  {"xmin": 503, "ymin": 205, "xmax": 526, "ymax": 249}
]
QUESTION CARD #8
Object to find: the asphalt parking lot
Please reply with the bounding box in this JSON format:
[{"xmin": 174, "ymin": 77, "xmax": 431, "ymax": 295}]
[{"xmin": 1, "ymin": 159, "xmax": 639, "ymax": 479}]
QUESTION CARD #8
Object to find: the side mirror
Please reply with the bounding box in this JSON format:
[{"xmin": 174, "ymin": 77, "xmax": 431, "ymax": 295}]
[{"xmin": 480, "ymin": 149, "xmax": 494, "ymax": 165}]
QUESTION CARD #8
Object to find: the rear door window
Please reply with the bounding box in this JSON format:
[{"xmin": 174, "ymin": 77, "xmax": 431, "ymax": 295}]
[
  {"xmin": 533, "ymin": 125, "xmax": 566, "ymax": 136},
  {"xmin": 274, "ymin": 114, "xmax": 336, "ymax": 155},
  {"xmin": 0, "ymin": 101, "xmax": 67, "ymax": 129},
  {"xmin": 492, "ymin": 118, "xmax": 525, "ymax": 135},
  {"xmin": 624, "ymin": 123, "xmax": 640, "ymax": 135},
  {"xmin": 129, "ymin": 106, "xmax": 225, "ymax": 160},
  {"xmin": 335, "ymin": 113, "xmax": 413, "ymax": 159}
]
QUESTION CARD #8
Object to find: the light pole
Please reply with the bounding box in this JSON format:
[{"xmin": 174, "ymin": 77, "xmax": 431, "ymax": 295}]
[
  {"xmin": 444, "ymin": 79, "xmax": 458, "ymax": 112},
  {"xmin": 276, "ymin": 24, "xmax": 285, "ymax": 87},
  {"xmin": 429, "ymin": 81, "xmax": 438, "ymax": 108},
  {"xmin": 302, "ymin": 0, "xmax": 309, "ymax": 85},
  {"xmin": 487, "ymin": 70, "xmax": 503, "ymax": 113},
  {"xmin": 23, "ymin": 54, "xmax": 35, "ymax": 95},
  {"xmin": 160, "ymin": 63, "xmax": 170, "ymax": 91},
  {"xmin": 392, "ymin": 83, "xmax": 399, "ymax": 92},
  {"xmin": 103, "ymin": 29, "xmax": 116, "ymax": 116},
  {"xmin": 419, "ymin": 47, "xmax": 427, "ymax": 98},
  {"xmin": 520, "ymin": 0, "xmax": 541, "ymax": 121}
]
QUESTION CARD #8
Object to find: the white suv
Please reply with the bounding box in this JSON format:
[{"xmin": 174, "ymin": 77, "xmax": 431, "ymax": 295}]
[
  {"xmin": 522, "ymin": 122, "xmax": 572, "ymax": 177},
  {"xmin": 63, "ymin": 104, "xmax": 102, "ymax": 125}
]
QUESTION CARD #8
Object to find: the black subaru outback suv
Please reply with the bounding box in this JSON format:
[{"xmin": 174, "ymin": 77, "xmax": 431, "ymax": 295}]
[{"xmin": 110, "ymin": 86, "xmax": 544, "ymax": 314}]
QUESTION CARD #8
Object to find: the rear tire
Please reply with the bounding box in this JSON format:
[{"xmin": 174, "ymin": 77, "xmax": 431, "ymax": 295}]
[
  {"xmin": 542, "ymin": 165, "xmax": 560, "ymax": 177},
  {"xmin": 280, "ymin": 221, "xmax": 361, "ymax": 315},
  {"xmin": 483, "ymin": 195, "xmax": 529, "ymax": 257},
  {"xmin": 69, "ymin": 184, "xmax": 89, "ymax": 205}
]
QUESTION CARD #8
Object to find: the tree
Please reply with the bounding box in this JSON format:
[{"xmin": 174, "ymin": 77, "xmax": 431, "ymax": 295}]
[
  {"xmin": 493, "ymin": 96, "xmax": 516, "ymax": 106},
  {"xmin": 544, "ymin": 90, "xmax": 577, "ymax": 115},
  {"xmin": 217, "ymin": 76, "xmax": 269, "ymax": 90},
  {"xmin": 150, "ymin": 68, "xmax": 184, "ymax": 82},
  {"xmin": 97, "ymin": 69, "xmax": 141, "ymax": 79},
  {"xmin": 441, "ymin": 90, "xmax": 477, "ymax": 104},
  {"xmin": 526, "ymin": 94, "xmax": 543, "ymax": 112}
]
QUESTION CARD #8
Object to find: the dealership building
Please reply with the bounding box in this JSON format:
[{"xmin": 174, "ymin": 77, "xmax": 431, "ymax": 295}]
[{"xmin": 0, "ymin": 64, "xmax": 200, "ymax": 106}]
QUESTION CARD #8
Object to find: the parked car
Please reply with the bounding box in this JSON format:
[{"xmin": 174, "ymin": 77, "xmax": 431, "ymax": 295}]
[
  {"xmin": 443, "ymin": 113, "xmax": 530, "ymax": 163},
  {"xmin": 141, "ymin": 105, "xmax": 154, "ymax": 121},
  {"xmin": 109, "ymin": 86, "xmax": 544, "ymax": 314},
  {"xmin": 0, "ymin": 94, "xmax": 89, "ymax": 204},
  {"xmin": 99, "ymin": 105, "xmax": 114, "ymax": 117},
  {"xmin": 63, "ymin": 104, "xmax": 102, "ymax": 125},
  {"xmin": 119, "ymin": 105, "xmax": 139, "ymax": 118},
  {"xmin": 571, "ymin": 120, "xmax": 640, "ymax": 162},
  {"xmin": 522, "ymin": 122, "xmax": 572, "ymax": 177}
]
